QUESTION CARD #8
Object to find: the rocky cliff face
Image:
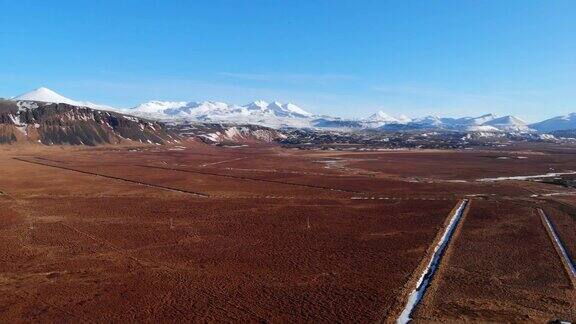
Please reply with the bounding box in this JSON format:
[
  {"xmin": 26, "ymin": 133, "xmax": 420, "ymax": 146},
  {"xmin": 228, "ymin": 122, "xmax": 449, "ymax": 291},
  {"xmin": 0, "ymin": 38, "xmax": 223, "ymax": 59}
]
[
  {"xmin": 170, "ymin": 122, "xmax": 286, "ymax": 144},
  {"xmin": 0, "ymin": 100, "xmax": 178, "ymax": 145}
]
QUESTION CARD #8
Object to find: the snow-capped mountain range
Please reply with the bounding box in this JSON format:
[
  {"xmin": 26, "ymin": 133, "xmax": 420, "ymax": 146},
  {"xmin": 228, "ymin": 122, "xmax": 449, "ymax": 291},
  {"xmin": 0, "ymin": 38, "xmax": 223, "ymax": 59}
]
[
  {"xmin": 129, "ymin": 99, "xmax": 313, "ymax": 128},
  {"xmin": 402, "ymin": 114, "xmax": 531, "ymax": 132},
  {"xmin": 8, "ymin": 87, "xmax": 576, "ymax": 133},
  {"xmin": 126, "ymin": 100, "xmax": 533, "ymax": 132}
]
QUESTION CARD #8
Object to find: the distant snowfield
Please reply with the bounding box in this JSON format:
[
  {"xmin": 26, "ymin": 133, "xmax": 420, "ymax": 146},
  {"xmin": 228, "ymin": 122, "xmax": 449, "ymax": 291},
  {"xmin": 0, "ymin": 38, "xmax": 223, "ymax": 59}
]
[{"xmin": 477, "ymin": 171, "xmax": 576, "ymax": 182}]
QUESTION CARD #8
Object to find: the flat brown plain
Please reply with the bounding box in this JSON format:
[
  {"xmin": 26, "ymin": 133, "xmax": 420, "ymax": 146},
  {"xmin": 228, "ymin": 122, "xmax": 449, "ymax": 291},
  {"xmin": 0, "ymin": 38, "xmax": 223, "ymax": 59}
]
[
  {"xmin": 412, "ymin": 200, "xmax": 575, "ymax": 322},
  {"xmin": 1, "ymin": 143, "xmax": 575, "ymax": 322}
]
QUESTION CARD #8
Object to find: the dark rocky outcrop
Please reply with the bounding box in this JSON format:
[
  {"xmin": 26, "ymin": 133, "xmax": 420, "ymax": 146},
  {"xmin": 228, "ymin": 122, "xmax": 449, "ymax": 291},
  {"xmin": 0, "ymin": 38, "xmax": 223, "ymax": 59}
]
[{"xmin": 0, "ymin": 100, "xmax": 178, "ymax": 145}]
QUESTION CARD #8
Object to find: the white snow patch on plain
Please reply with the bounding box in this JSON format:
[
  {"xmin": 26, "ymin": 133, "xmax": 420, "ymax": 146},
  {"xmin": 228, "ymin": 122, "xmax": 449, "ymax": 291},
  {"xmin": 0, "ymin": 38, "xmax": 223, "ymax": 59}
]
[
  {"xmin": 477, "ymin": 171, "xmax": 576, "ymax": 182},
  {"xmin": 540, "ymin": 210, "xmax": 576, "ymax": 278}
]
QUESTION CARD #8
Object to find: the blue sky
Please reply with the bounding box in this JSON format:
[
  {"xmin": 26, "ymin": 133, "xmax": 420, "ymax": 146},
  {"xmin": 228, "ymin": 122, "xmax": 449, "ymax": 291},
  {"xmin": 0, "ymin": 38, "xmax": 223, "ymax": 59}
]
[{"xmin": 0, "ymin": 0, "xmax": 574, "ymax": 121}]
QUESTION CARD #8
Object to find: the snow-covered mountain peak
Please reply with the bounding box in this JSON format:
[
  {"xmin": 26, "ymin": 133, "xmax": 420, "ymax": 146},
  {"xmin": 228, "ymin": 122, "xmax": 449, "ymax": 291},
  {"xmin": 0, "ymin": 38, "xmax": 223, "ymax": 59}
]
[
  {"xmin": 133, "ymin": 101, "xmax": 188, "ymax": 113},
  {"xmin": 272, "ymin": 102, "xmax": 311, "ymax": 117},
  {"xmin": 267, "ymin": 101, "xmax": 285, "ymax": 113},
  {"xmin": 245, "ymin": 100, "xmax": 269, "ymax": 110},
  {"xmin": 283, "ymin": 103, "xmax": 311, "ymax": 116},
  {"xmin": 368, "ymin": 111, "xmax": 387, "ymax": 120},
  {"xmin": 396, "ymin": 114, "xmax": 412, "ymax": 123},
  {"xmin": 456, "ymin": 113, "xmax": 499, "ymax": 126},
  {"xmin": 492, "ymin": 115, "xmax": 526, "ymax": 124},
  {"xmin": 480, "ymin": 113, "xmax": 498, "ymax": 119},
  {"xmin": 530, "ymin": 112, "xmax": 576, "ymax": 132},
  {"xmin": 367, "ymin": 111, "xmax": 399, "ymax": 123},
  {"xmin": 191, "ymin": 101, "xmax": 230, "ymax": 109},
  {"xmin": 473, "ymin": 113, "xmax": 498, "ymax": 123},
  {"xmin": 360, "ymin": 111, "xmax": 412, "ymax": 128},
  {"xmin": 414, "ymin": 115, "xmax": 443, "ymax": 124},
  {"xmin": 11, "ymin": 87, "xmax": 117, "ymax": 111},
  {"xmin": 240, "ymin": 100, "xmax": 311, "ymax": 117},
  {"xmin": 484, "ymin": 115, "xmax": 531, "ymax": 132},
  {"xmin": 13, "ymin": 87, "xmax": 78, "ymax": 105}
]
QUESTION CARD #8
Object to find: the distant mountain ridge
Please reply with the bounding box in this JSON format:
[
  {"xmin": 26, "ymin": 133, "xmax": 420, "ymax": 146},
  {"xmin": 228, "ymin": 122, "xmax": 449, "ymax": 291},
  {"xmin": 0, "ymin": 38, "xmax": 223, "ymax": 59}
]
[
  {"xmin": 483, "ymin": 115, "xmax": 530, "ymax": 132},
  {"xmin": 9, "ymin": 87, "xmax": 576, "ymax": 133},
  {"xmin": 530, "ymin": 113, "xmax": 576, "ymax": 132}
]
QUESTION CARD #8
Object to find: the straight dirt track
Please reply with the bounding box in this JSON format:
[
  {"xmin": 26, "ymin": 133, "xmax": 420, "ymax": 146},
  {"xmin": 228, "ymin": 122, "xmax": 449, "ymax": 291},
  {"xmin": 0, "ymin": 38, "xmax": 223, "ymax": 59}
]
[
  {"xmin": 13, "ymin": 157, "xmax": 210, "ymax": 197},
  {"xmin": 135, "ymin": 163, "xmax": 365, "ymax": 194}
]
